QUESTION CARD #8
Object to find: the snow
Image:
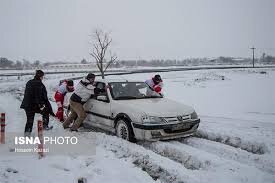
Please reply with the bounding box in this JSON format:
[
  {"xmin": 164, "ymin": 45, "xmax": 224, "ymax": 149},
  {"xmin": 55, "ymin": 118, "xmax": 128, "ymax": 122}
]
[{"xmin": 0, "ymin": 67, "xmax": 275, "ymax": 183}]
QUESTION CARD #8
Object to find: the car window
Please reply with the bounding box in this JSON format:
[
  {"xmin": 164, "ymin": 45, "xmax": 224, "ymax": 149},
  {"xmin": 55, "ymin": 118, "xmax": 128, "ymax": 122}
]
[{"xmin": 109, "ymin": 82, "xmax": 162, "ymax": 100}]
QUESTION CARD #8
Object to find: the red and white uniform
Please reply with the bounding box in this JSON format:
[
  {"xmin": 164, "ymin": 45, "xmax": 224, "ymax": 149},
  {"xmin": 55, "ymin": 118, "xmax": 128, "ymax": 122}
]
[
  {"xmin": 145, "ymin": 78, "xmax": 163, "ymax": 94},
  {"xmin": 54, "ymin": 81, "xmax": 74, "ymax": 121}
]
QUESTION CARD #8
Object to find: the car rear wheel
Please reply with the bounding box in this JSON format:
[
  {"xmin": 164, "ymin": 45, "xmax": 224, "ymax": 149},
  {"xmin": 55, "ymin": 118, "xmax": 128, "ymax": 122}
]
[{"xmin": 115, "ymin": 119, "xmax": 136, "ymax": 142}]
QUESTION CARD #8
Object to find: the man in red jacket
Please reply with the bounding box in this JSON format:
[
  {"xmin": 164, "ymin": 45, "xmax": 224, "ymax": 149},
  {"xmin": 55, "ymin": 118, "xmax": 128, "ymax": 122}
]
[
  {"xmin": 54, "ymin": 80, "xmax": 74, "ymax": 122},
  {"xmin": 145, "ymin": 74, "xmax": 164, "ymax": 95}
]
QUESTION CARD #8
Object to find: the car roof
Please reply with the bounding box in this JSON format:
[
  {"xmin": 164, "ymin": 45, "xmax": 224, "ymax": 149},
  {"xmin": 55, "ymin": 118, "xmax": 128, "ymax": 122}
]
[{"xmin": 95, "ymin": 78, "xmax": 143, "ymax": 83}]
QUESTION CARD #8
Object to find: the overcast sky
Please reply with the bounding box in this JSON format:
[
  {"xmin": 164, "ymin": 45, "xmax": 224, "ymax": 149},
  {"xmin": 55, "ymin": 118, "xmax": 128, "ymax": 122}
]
[{"xmin": 0, "ymin": 0, "xmax": 274, "ymax": 62}]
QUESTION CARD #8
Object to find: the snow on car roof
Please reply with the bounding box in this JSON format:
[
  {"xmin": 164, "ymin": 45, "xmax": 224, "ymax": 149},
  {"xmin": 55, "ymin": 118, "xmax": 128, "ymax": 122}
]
[{"xmin": 95, "ymin": 78, "xmax": 143, "ymax": 83}]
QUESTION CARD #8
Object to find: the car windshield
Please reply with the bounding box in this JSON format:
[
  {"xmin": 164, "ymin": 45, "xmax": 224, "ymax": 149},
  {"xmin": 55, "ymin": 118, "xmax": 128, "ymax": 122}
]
[{"xmin": 109, "ymin": 82, "xmax": 162, "ymax": 100}]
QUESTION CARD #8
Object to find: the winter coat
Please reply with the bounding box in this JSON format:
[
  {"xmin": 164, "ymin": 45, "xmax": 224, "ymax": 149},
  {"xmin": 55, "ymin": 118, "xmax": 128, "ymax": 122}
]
[
  {"xmin": 20, "ymin": 78, "xmax": 54, "ymax": 115},
  {"xmin": 70, "ymin": 78, "xmax": 95, "ymax": 104}
]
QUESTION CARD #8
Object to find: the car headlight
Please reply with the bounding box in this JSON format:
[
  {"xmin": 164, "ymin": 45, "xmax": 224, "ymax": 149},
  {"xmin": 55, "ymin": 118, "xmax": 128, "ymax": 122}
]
[
  {"xmin": 141, "ymin": 115, "xmax": 166, "ymax": 124},
  {"xmin": 191, "ymin": 111, "xmax": 198, "ymax": 119}
]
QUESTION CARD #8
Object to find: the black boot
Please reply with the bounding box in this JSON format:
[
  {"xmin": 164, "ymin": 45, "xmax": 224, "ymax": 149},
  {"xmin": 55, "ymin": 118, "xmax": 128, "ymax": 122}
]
[
  {"xmin": 24, "ymin": 132, "xmax": 31, "ymax": 137},
  {"xmin": 24, "ymin": 110, "xmax": 35, "ymax": 134},
  {"xmin": 42, "ymin": 113, "xmax": 53, "ymax": 130},
  {"xmin": 70, "ymin": 128, "xmax": 78, "ymax": 132},
  {"xmin": 43, "ymin": 125, "xmax": 53, "ymax": 130}
]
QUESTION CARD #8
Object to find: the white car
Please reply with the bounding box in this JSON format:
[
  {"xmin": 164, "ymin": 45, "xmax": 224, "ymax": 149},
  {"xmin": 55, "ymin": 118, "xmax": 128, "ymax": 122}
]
[{"xmin": 64, "ymin": 79, "xmax": 200, "ymax": 142}]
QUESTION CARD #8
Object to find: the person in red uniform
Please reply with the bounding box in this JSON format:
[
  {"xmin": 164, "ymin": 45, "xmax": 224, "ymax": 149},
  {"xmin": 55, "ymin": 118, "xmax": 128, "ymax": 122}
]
[
  {"xmin": 145, "ymin": 74, "xmax": 164, "ymax": 95},
  {"xmin": 54, "ymin": 80, "xmax": 74, "ymax": 122}
]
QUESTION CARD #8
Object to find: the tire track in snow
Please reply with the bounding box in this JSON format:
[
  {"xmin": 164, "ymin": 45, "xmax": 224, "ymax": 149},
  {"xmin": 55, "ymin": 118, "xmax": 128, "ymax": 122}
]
[
  {"xmin": 179, "ymin": 137, "xmax": 275, "ymax": 174},
  {"xmin": 70, "ymin": 125, "xmax": 274, "ymax": 183},
  {"xmin": 141, "ymin": 141, "xmax": 207, "ymax": 170},
  {"xmin": 195, "ymin": 129, "xmax": 268, "ymax": 155},
  {"xmin": 143, "ymin": 141, "xmax": 274, "ymax": 183},
  {"xmin": 96, "ymin": 133, "xmax": 201, "ymax": 183}
]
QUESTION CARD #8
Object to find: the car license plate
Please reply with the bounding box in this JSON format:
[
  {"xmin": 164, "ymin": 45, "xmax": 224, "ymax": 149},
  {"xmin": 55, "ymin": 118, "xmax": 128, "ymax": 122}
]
[{"xmin": 172, "ymin": 123, "xmax": 191, "ymax": 130}]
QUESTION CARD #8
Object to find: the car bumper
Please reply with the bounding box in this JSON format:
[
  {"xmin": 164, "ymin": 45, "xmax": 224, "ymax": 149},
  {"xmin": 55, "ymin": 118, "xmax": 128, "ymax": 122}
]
[{"xmin": 132, "ymin": 119, "xmax": 200, "ymax": 141}]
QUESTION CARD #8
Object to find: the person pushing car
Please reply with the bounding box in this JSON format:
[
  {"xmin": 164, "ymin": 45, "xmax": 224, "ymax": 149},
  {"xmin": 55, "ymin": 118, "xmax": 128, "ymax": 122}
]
[
  {"xmin": 145, "ymin": 74, "xmax": 164, "ymax": 95},
  {"xmin": 63, "ymin": 73, "xmax": 96, "ymax": 131},
  {"xmin": 54, "ymin": 79, "xmax": 74, "ymax": 122}
]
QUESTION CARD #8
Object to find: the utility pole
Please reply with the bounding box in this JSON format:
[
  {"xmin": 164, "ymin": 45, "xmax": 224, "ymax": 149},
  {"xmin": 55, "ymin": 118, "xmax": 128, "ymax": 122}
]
[{"xmin": 250, "ymin": 47, "xmax": 256, "ymax": 68}]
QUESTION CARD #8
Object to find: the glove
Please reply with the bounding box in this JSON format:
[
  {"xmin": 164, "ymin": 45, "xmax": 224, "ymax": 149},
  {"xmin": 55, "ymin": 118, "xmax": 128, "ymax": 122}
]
[
  {"xmin": 94, "ymin": 88, "xmax": 100, "ymax": 95},
  {"xmin": 154, "ymin": 85, "xmax": 162, "ymax": 93},
  {"xmin": 94, "ymin": 88, "xmax": 105, "ymax": 94},
  {"xmin": 38, "ymin": 104, "xmax": 46, "ymax": 112}
]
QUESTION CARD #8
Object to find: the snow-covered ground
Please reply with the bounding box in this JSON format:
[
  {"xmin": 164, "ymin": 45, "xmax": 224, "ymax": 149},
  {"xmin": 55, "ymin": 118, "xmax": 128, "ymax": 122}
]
[{"xmin": 0, "ymin": 68, "xmax": 274, "ymax": 183}]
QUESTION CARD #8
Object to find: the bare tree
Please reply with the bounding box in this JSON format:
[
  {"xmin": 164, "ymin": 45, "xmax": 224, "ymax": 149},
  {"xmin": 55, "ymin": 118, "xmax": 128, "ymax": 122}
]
[{"xmin": 90, "ymin": 29, "xmax": 117, "ymax": 79}]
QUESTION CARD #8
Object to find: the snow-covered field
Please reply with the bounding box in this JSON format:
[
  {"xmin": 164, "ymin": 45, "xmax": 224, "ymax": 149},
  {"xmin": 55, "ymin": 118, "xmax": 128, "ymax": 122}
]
[{"xmin": 0, "ymin": 68, "xmax": 274, "ymax": 183}]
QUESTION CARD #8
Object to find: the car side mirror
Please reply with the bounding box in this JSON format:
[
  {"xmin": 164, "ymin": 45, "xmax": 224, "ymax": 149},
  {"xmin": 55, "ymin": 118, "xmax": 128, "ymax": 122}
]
[{"xmin": 97, "ymin": 95, "xmax": 108, "ymax": 102}]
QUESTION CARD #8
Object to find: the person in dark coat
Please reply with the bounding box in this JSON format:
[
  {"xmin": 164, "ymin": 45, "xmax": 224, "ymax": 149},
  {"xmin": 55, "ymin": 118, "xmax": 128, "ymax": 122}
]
[{"xmin": 20, "ymin": 70, "xmax": 55, "ymax": 135}]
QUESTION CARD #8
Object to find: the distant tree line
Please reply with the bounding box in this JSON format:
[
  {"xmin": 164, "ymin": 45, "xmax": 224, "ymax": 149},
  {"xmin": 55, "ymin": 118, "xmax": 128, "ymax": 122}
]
[
  {"xmin": 0, "ymin": 58, "xmax": 44, "ymax": 69},
  {"xmin": 1, "ymin": 55, "xmax": 275, "ymax": 69},
  {"xmin": 108, "ymin": 55, "xmax": 275, "ymax": 68},
  {"xmin": 260, "ymin": 53, "xmax": 275, "ymax": 64}
]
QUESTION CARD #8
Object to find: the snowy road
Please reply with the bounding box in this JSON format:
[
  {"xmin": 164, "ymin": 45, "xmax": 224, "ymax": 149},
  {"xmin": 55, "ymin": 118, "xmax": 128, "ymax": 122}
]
[{"xmin": 0, "ymin": 68, "xmax": 274, "ymax": 183}]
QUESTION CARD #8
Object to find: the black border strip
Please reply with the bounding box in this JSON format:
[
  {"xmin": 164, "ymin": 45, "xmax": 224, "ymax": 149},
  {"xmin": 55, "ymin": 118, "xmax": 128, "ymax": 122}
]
[{"xmin": 132, "ymin": 119, "xmax": 200, "ymax": 130}]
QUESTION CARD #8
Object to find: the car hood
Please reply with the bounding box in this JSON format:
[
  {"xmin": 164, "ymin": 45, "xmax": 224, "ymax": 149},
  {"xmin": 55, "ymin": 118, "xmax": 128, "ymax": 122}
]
[{"xmin": 115, "ymin": 98, "xmax": 195, "ymax": 117}]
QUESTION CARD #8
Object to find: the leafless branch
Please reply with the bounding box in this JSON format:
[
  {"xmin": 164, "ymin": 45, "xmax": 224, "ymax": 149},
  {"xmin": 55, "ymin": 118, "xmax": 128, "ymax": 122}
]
[
  {"xmin": 89, "ymin": 29, "xmax": 118, "ymax": 78},
  {"xmin": 104, "ymin": 55, "xmax": 117, "ymax": 72}
]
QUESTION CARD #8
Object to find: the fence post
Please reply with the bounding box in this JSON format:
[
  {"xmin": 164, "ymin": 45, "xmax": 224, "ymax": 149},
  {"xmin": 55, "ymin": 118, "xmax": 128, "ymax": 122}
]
[
  {"xmin": 37, "ymin": 120, "xmax": 44, "ymax": 158},
  {"xmin": 0, "ymin": 113, "xmax": 5, "ymax": 144}
]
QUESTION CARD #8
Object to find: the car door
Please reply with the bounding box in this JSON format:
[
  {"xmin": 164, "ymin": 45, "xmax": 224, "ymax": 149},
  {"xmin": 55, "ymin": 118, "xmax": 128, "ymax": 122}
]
[{"xmin": 89, "ymin": 82, "xmax": 113, "ymax": 131}]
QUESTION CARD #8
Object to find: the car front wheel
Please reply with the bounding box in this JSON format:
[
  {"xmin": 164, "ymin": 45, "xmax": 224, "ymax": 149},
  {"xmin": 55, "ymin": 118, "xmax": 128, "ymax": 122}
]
[{"xmin": 115, "ymin": 119, "xmax": 135, "ymax": 142}]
